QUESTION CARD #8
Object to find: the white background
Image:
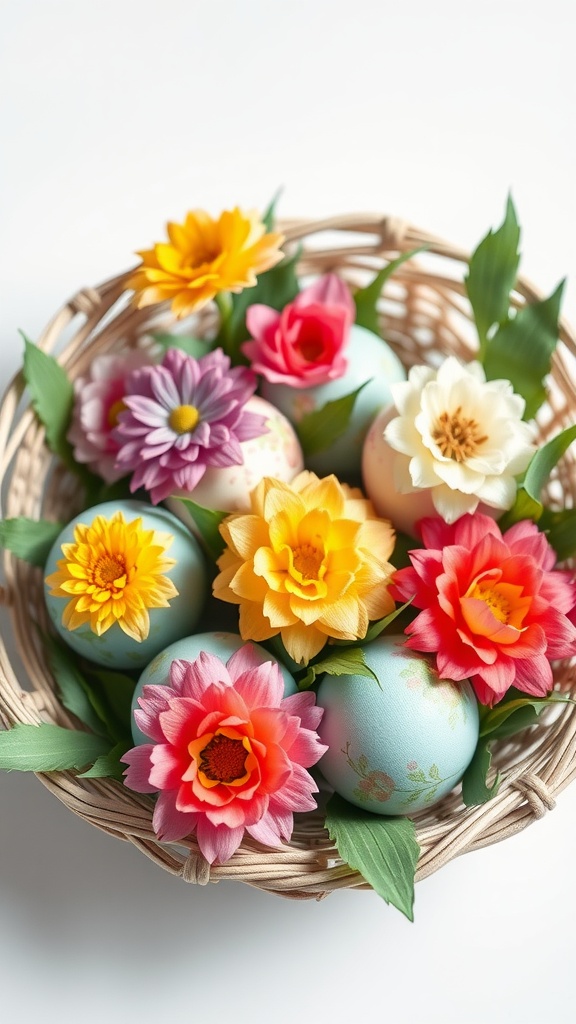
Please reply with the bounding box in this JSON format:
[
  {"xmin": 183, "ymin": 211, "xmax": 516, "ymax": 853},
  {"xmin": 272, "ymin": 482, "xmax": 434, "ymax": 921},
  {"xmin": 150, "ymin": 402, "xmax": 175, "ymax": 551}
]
[{"xmin": 1, "ymin": 2, "xmax": 576, "ymax": 1022}]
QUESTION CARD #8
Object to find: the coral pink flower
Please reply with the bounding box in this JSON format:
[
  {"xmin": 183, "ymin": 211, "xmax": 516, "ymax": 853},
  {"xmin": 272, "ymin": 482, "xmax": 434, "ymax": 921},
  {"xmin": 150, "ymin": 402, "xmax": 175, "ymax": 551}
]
[
  {"xmin": 67, "ymin": 350, "xmax": 155, "ymax": 482},
  {"xmin": 391, "ymin": 514, "xmax": 576, "ymax": 706},
  {"xmin": 121, "ymin": 646, "xmax": 327, "ymax": 864},
  {"xmin": 242, "ymin": 274, "xmax": 355, "ymax": 388},
  {"xmin": 113, "ymin": 347, "xmax": 267, "ymax": 504}
]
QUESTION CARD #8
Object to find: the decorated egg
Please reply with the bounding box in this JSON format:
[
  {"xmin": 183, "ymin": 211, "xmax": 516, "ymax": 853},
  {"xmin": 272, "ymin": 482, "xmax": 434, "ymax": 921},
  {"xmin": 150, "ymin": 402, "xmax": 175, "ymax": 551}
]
[
  {"xmin": 316, "ymin": 635, "xmax": 479, "ymax": 815},
  {"xmin": 260, "ymin": 324, "xmax": 406, "ymax": 482},
  {"xmin": 165, "ymin": 395, "xmax": 304, "ymax": 522},
  {"xmin": 44, "ymin": 500, "xmax": 208, "ymax": 669},
  {"xmin": 130, "ymin": 631, "xmax": 298, "ymax": 744},
  {"xmin": 362, "ymin": 406, "xmax": 436, "ymax": 537}
]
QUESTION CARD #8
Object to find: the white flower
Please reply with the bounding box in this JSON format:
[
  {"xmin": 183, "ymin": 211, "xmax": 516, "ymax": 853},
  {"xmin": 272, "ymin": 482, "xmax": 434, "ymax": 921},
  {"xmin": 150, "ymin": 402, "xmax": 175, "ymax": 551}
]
[{"xmin": 383, "ymin": 357, "xmax": 536, "ymax": 524}]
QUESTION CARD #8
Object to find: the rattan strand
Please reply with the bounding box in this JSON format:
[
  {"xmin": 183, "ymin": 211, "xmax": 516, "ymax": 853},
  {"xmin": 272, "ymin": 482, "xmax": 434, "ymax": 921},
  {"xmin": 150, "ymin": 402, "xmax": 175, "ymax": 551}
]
[{"xmin": 0, "ymin": 212, "xmax": 574, "ymax": 899}]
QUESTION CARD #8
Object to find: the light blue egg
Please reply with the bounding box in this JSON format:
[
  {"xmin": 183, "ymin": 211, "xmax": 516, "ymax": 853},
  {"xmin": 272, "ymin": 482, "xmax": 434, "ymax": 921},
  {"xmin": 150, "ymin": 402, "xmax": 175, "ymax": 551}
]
[
  {"xmin": 316, "ymin": 635, "xmax": 479, "ymax": 815},
  {"xmin": 44, "ymin": 500, "xmax": 208, "ymax": 669},
  {"xmin": 260, "ymin": 324, "xmax": 406, "ymax": 482},
  {"xmin": 130, "ymin": 631, "xmax": 298, "ymax": 745}
]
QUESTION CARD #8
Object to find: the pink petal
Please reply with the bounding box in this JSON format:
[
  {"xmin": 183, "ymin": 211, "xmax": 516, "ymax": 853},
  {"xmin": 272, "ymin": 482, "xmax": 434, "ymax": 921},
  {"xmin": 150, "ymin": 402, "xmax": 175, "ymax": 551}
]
[
  {"xmin": 153, "ymin": 791, "xmax": 198, "ymax": 842},
  {"xmin": 194, "ymin": 819, "xmax": 245, "ymax": 864},
  {"xmin": 121, "ymin": 744, "xmax": 156, "ymax": 793}
]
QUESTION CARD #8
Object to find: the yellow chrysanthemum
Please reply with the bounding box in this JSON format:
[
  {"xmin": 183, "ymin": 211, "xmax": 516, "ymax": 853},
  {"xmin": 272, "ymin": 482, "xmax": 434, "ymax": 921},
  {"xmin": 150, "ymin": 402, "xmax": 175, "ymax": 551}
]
[
  {"xmin": 45, "ymin": 513, "xmax": 178, "ymax": 642},
  {"xmin": 213, "ymin": 472, "xmax": 397, "ymax": 665},
  {"xmin": 128, "ymin": 207, "xmax": 285, "ymax": 318}
]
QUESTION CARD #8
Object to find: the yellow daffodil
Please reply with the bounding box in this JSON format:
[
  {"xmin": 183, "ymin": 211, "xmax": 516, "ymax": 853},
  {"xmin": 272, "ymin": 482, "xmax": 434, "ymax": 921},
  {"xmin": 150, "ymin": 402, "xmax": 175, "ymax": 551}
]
[
  {"xmin": 212, "ymin": 472, "xmax": 397, "ymax": 665},
  {"xmin": 128, "ymin": 207, "xmax": 285, "ymax": 318},
  {"xmin": 45, "ymin": 512, "xmax": 178, "ymax": 642}
]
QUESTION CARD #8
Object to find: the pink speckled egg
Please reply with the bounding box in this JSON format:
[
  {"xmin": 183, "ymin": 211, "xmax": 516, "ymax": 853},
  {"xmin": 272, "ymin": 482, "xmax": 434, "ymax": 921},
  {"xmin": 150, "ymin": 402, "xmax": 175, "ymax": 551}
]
[{"xmin": 167, "ymin": 395, "xmax": 304, "ymax": 515}]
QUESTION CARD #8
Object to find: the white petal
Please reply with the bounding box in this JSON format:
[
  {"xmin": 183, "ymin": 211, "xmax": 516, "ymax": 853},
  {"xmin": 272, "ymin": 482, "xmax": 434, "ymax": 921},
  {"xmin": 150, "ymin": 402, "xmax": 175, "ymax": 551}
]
[
  {"xmin": 432, "ymin": 484, "xmax": 478, "ymax": 523},
  {"xmin": 476, "ymin": 473, "xmax": 517, "ymax": 509}
]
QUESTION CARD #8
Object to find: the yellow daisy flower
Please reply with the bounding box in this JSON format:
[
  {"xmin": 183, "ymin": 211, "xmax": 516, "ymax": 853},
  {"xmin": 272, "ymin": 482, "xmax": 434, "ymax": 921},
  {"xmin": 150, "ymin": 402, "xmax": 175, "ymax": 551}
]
[
  {"xmin": 212, "ymin": 472, "xmax": 397, "ymax": 665},
  {"xmin": 128, "ymin": 206, "xmax": 285, "ymax": 318},
  {"xmin": 45, "ymin": 512, "xmax": 178, "ymax": 642}
]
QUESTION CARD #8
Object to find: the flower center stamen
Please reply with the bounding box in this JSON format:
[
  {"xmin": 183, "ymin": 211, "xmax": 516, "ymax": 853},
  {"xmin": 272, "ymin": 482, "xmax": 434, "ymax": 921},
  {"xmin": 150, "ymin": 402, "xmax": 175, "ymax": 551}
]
[
  {"xmin": 199, "ymin": 733, "xmax": 248, "ymax": 783},
  {"xmin": 292, "ymin": 543, "xmax": 324, "ymax": 580},
  {"xmin": 432, "ymin": 406, "xmax": 488, "ymax": 462},
  {"xmin": 168, "ymin": 404, "xmax": 200, "ymax": 434},
  {"xmin": 107, "ymin": 398, "xmax": 127, "ymax": 428},
  {"xmin": 470, "ymin": 582, "xmax": 511, "ymax": 624},
  {"xmin": 93, "ymin": 554, "xmax": 127, "ymax": 589}
]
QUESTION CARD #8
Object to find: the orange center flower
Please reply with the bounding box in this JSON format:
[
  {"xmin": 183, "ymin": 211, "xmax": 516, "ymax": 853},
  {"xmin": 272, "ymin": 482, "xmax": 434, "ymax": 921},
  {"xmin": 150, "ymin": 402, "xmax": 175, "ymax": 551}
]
[{"xmin": 187, "ymin": 727, "xmax": 258, "ymax": 790}]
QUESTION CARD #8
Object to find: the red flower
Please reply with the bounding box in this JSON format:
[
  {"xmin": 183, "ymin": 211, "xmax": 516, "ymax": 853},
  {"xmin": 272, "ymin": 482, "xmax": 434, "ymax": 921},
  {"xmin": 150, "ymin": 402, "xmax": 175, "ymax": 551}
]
[{"xmin": 391, "ymin": 514, "xmax": 576, "ymax": 706}]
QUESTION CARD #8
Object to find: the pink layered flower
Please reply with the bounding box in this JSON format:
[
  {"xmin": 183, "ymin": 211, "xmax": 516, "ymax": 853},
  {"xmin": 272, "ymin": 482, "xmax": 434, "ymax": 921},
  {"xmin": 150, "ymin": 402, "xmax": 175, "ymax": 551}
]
[
  {"xmin": 113, "ymin": 347, "xmax": 267, "ymax": 504},
  {"xmin": 67, "ymin": 350, "xmax": 155, "ymax": 482},
  {"xmin": 121, "ymin": 646, "xmax": 327, "ymax": 864},
  {"xmin": 242, "ymin": 274, "xmax": 355, "ymax": 387},
  {"xmin": 391, "ymin": 514, "xmax": 576, "ymax": 706}
]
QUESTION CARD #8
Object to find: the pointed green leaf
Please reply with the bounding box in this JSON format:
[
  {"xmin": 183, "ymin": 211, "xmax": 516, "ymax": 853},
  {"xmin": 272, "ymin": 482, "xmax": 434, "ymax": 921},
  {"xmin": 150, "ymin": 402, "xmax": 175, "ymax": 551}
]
[
  {"xmin": 22, "ymin": 335, "xmax": 79, "ymax": 475},
  {"xmin": 539, "ymin": 507, "xmax": 576, "ymax": 561},
  {"xmin": 499, "ymin": 423, "xmax": 576, "ymax": 528},
  {"xmin": 0, "ymin": 517, "xmax": 63, "ymax": 567},
  {"xmin": 218, "ymin": 246, "xmax": 301, "ymax": 362},
  {"xmin": 175, "ymin": 497, "xmax": 227, "ymax": 563},
  {"xmin": 0, "ymin": 723, "xmax": 110, "ymax": 772},
  {"xmin": 152, "ymin": 334, "xmax": 213, "ymax": 359},
  {"xmin": 326, "ymin": 794, "xmax": 420, "ymax": 920},
  {"xmin": 483, "ymin": 280, "xmax": 565, "ymax": 419},
  {"xmin": 354, "ymin": 248, "xmax": 427, "ymax": 336},
  {"xmin": 78, "ymin": 742, "xmax": 130, "ymax": 779},
  {"xmin": 461, "ymin": 741, "xmax": 500, "ymax": 805},
  {"xmin": 45, "ymin": 637, "xmax": 109, "ymax": 737},
  {"xmin": 465, "ymin": 195, "xmax": 521, "ymax": 353},
  {"xmin": 262, "ymin": 187, "xmax": 283, "ymax": 231},
  {"xmin": 480, "ymin": 692, "xmax": 570, "ymax": 740},
  {"xmin": 298, "ymin": 647, "xmax": 379, "ymax": 690},
  {"xmin": 86, "ymin": 669, "xmax": 136, "ymax": 738},
  {"xmin": 296, "ymin": 381, "xmax": 370, "ymax": 457},
  {"xmin": 331, "ymin": 598, "xmax": 414, "ymax": 647}
]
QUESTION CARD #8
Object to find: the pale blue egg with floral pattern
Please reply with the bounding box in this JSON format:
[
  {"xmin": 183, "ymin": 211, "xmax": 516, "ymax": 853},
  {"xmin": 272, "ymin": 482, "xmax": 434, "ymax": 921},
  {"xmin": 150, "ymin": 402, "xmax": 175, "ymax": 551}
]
[
  {"xmin": 44, "ymin": 500, "xmax": 208, "ymax": 670},
  {"xmin": 316, "ymin": 635, "xmax": 479, "ymax": 815},
  {"xmin": 259, "ymin": 324, "xmax": 406, "ymax": 483},
  {"xmin": 130, "ymin": 631, "xmax": 298, "ymax": 745}
]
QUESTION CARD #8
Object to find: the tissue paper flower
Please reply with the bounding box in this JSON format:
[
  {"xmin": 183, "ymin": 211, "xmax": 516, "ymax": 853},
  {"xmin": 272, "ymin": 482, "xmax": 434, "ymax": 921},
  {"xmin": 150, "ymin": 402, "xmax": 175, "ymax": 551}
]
[
  {"xmin": 242, "ymin": 273, "xmax": 355, "ymax": 387},
  {"xmin": 45, "ymin": 512, "xmax": 178, "ymax": 641},
  {"xmin": 383, "ymin": 357, "xmax": 536, "ymax": 523},
  {"xmin": 127, "ymin": 207, "xmax": 285, "ymax": 318},
  {"xmin": 121, "ymin": 646, "xmax": 327, "ymax": 863},
  {"xmin": 391, "ymin": 513, "xmax": 576, "ymax": 705},
  {"xmin": 213, "ymin": 471, "xmax": 397, "ymax": 665},
  {"xmin": 114, "ymin": 347, "xmax": 268, "ymax": 504},
  {"xmin": 67, "ymin": 349, "xmax": 155, "ymax": 482}
]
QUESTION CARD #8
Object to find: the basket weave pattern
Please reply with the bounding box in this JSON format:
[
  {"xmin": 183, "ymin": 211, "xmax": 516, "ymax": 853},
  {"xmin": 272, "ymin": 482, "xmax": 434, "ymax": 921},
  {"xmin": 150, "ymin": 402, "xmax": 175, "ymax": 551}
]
[{"xmin": 1, "ymin": 214, "xmax": 575, "ymax": 899}]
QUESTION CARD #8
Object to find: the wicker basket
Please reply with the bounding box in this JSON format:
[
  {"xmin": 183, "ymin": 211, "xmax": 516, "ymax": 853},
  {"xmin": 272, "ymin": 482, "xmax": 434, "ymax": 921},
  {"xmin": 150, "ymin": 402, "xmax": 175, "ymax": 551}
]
[{"xmin": 1, "ymin": 213, "xmax": 575, "ymax": 900}]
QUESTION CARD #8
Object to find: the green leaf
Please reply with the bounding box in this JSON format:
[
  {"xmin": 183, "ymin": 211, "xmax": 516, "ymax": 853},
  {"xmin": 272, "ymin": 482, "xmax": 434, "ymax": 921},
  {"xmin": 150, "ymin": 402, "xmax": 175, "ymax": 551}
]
[
  {"xmin": 152, "ymin": 334, "xmax": 213, "ymax": 359},
  {"xmin": 45, "ymin": 637, "xmax": 109, "ymax": 737},
  {"xmin": 262, "ymin": 187, "xmax": 283, "ymax": 231},
  {"xmin": 22, "ymin": 335, "xmax": 79, "ymax": 476},
  {"xmin": 175, "ymin": 497, "xmax": 227, "ymax": 562},
  {"xmin": 219, "ymin": 246, "xmax": 301, "ymax": 362},
  {"xmin": 461, "ymin": 741, "xmax": 500, "ymax": 806},
  {"xmin": 465, "ymin": 195, "xmax": 521, "ymax": 354},
  {"xmin": 0, "ymin": 517, "xmax": 63, "ymax": 567},
  {"xmin": 325, "ymin": 794, "xmax": 420, "ymax": 920},
  {"xmin": 499, "ymin": 423, "xmax": 576, "ymax": 528},
  {"xmin": 78, "ymin": 742, "xmax": 130, "ymax": 779},
  {"xmin": 0, "ymin": 723, "xmax": 110, "ymax": 772},
  {"xmin": 480, "ymin": 692, "xmax": 569, "ymax": 740},
  {"xmin": 539, "ymin": 507, "xmax": 576, "ymax": 561},
  {"xmin": 298, "ymin": 647, "xmax": 379, "ymax": 690},
  {"xmin": 354, "ymin": 248, "xmax": 427, "ymax": 336},
  {"xmin": 483, "ymin": 280, "xmax": 565, "ymax": 419},
  {"xmin": 86, "ymin": 669, "xmax": 136, "ymax": 738},
  {"xmin": 296, "ymin": 381, "xmax": 370, "ymax": 457}
]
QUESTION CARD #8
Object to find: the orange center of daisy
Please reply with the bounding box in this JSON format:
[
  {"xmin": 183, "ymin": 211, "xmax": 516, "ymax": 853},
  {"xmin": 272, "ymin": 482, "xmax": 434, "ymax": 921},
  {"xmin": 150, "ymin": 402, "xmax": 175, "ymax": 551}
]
[
  {"xmin": 433, "ymin": 407, "xmax": 488, "ymax": 462},
  {"xmin": 198, "ymin": 733, "xmax": 249, "ymax": 783},
  {"xmin": 93, "ymin": 554, "xmax": 127, "ymax": 589},
  {"xmin": 292, "ymin": 542, "xmax": 324, "ymax": 581},
  {"xmin": 168, "ymin": 403, "xmax": 200, "ymax": 434},
  {"xmin": 107, "ymin": 399, "xmax": 127, "ymax": 427}
]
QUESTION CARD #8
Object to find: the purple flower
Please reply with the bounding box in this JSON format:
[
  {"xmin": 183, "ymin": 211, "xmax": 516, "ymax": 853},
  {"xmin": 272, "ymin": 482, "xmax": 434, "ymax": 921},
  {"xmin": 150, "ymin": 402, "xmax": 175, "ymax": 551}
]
[{"xmin": 113, "ymin": 347, "xmax": 268, "ymax": 503}]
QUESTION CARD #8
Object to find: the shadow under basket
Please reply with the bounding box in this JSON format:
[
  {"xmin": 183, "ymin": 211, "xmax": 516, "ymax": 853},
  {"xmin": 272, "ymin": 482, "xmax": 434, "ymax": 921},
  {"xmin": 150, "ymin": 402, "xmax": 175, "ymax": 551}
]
[{"xmin": 1, "ymin": 213, "xmax": 575, "ymax": 900}]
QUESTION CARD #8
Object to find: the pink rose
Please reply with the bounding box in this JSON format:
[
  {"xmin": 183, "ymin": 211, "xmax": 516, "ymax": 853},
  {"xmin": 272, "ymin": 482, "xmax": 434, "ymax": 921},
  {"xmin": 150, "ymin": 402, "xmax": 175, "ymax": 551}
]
[{"xmin": 242, "ymin": 274, "xmax": 355, "ymax": 388}]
